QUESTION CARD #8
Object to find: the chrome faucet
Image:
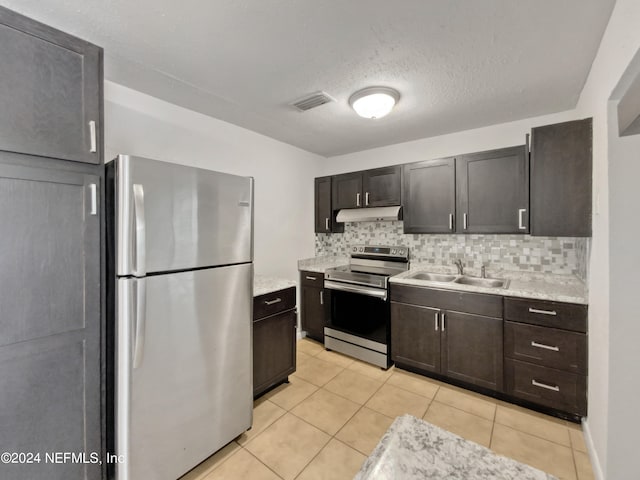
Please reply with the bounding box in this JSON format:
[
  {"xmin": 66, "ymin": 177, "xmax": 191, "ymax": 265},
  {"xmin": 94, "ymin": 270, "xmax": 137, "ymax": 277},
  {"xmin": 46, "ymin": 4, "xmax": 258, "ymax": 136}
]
[
  {"xmin": 454, "ymin": 259, "xmax": 464, "ymax": 275},
  {"xmin": 481, "ymin": 264, "xmax": 487, "ymax": 278}
]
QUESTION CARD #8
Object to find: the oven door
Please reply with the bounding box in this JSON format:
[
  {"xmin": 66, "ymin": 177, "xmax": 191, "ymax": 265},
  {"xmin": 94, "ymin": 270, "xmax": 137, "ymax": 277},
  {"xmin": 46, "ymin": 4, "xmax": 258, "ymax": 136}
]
[{"xmin": 324, "ymin": 281, "xmax": 390, "ymax": 346}]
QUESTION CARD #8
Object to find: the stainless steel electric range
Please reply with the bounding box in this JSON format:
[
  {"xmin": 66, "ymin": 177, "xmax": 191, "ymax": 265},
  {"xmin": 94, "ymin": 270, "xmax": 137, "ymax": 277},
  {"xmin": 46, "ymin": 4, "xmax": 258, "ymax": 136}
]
[{"xmin": 323, "ymin": 245, "xmax": 409, "ymax": 369}]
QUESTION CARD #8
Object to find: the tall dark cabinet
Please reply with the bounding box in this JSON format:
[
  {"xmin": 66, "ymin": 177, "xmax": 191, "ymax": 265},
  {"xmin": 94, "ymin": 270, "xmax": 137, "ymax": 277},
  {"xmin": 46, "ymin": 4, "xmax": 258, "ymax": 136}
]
[
  {"xmin": 0, "ymin": 7, "xmax": 103, "ymax": 480},
  {"xmin": 530, "ymin": 118, "xmax": 592, "ymax": 237}
]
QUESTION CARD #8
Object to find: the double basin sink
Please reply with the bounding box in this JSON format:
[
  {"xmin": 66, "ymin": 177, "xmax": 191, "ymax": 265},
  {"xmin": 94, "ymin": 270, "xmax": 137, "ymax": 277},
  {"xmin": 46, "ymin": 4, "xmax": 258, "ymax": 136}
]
[{"xmin": 405, "ymin": 271, "xmax": 509, "ymax": 289}]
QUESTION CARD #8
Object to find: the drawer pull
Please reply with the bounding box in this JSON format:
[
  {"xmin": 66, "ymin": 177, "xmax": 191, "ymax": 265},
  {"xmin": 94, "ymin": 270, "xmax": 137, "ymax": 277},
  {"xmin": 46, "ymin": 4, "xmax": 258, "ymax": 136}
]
[
  {"xmin": 532, "ymin": 379, "xmax": 560, "ymax": 392},
  {"xmin": 305, "ymin": 276, "xmax": 317, "ymax": 281},
  {"xmin": 528, "ymin": 307, "xmax": 557, "ymax": 316},
  {"xmin": 264, "ymin": 298, "xmax": 282, "ymax": 306},
  {"xmin": 434, "ymin": 312, "xmax": 439, "ymax": 331},
  {"xmin": 531, "ymin": 341, "xmax": 560, "ymax": 352}
]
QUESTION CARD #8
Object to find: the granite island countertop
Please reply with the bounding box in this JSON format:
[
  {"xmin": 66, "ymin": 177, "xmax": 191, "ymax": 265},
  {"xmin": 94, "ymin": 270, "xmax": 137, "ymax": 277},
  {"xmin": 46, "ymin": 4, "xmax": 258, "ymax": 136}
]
[
  {"xmin": 356, "ymin": 414, "xmax": 556, "ymax": 480},
  {"xmin": 390, "ymin": 262, "xmax": 587, "ymax": 305},
  {"xmin": 297, "ymin": 255, "xmax": 349, "ymax": 273},
  {"xmin": 253, "ymin": 275, "xmax": 297, "ymax": 297}
]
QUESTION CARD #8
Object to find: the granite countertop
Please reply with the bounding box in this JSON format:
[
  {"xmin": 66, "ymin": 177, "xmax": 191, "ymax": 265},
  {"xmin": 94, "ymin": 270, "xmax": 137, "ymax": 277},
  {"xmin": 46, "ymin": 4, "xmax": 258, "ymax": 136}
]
[
  {"xmin": 297, "ymin": 255, "xmax": 348, "ymax": 273},
  {"xmin": 390, "ymin": 262, "xmax": 587, "ymax": 305},
  {"xmin": 253, "ymin": 275, "xmax": 297, "ymax": 297},
  {"xmin": 356, "ymin": 414, "xmax": 556, "ymax": 480}
]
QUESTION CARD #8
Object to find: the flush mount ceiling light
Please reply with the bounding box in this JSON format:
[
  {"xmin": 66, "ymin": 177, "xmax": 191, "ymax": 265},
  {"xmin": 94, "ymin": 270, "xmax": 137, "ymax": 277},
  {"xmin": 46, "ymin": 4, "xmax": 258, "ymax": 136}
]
[{"xmin": 349, "ymin": 86, "xmax": 400, "ymax": 119}]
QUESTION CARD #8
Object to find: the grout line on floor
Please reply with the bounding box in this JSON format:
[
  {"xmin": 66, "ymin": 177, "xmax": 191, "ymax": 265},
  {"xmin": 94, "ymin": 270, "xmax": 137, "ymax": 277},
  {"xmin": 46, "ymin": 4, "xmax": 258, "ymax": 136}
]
[{"xmin": 243, "ymin": 445, "xmax": 286, "ymax": 480}]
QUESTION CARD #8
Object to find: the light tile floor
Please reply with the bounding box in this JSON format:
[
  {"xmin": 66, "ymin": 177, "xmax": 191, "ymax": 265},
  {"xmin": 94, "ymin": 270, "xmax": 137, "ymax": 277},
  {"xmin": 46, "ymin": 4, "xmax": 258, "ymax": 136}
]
[{"xmin": 181, "ymin": 338, "xmax": 595, "ymax": 480}]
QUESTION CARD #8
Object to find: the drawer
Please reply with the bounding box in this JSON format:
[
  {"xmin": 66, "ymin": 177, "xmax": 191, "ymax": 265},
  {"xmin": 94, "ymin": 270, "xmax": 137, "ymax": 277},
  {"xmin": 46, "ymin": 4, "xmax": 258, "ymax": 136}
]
[
  {"xmin": 253, "ymin": 287, "xmax": 296, "ymax": 320},
  {"xmin": 505, "ymin": 358, "xmax": 586, "ymax": 416},
  {"xmin": 300, "ymin": 270, "xmax": 324, "ymax": 287},
  {"xmin": 390, "ymin": 284, "xmax": 503, "ymax": 318},
  {"xmin": 504, "ymin": 297, "xmax": 587, "ymax": 333},
  {"xmin": 505, "ymin": 322, "xmax": 587, "ymax": 374}
]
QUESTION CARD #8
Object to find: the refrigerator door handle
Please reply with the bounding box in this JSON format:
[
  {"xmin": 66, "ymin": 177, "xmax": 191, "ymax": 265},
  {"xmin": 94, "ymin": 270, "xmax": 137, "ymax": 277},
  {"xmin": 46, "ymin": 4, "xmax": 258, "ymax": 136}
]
[
  {"xmin": 132, "ymin": 183, "xmax": 146, "ymax": 276},
  {"xmin": 133, "ymin": 278, "xmax": 147, "ymax": 369}
]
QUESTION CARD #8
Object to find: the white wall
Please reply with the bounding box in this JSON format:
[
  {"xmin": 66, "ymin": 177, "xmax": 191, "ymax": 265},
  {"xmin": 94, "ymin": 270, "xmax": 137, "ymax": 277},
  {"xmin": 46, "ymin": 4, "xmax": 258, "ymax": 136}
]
[
  {"xmin": 104, "ymin": 81, "xmax": 323, "ymax": 280},
  {"xmin": 320, "ymin": 110, "xmax": 579, "ymax": 175},
  {"xmin": 573, "ymin": 1, "xmax": 640, "ymax": 478}
]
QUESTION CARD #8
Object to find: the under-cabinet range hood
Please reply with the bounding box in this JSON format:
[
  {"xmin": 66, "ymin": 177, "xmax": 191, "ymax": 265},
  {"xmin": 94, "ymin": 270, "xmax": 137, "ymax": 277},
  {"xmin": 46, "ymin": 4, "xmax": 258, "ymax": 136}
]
[{"xmin": 336, "ymin": 206, "xmax": 402, "ymax": 223}]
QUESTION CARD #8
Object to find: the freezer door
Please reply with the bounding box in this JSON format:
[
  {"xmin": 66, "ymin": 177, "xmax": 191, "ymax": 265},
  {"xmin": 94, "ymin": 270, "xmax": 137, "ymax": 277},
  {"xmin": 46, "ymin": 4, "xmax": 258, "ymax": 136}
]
[
  {"xmin": 116, "ymin": 154, "xmax": 253, "ymax": 276},
  {"xmin": 115, "ymin": 264, "xmax": 253, "ymax": 480}
]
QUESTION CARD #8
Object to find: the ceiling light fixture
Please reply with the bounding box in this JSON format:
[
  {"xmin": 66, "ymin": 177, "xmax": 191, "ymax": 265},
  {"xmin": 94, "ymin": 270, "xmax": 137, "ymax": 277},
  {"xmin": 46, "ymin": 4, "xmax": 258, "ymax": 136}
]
[{"xmin": 349, "ymin": 86, "xmax": 400, "ymax": 119}]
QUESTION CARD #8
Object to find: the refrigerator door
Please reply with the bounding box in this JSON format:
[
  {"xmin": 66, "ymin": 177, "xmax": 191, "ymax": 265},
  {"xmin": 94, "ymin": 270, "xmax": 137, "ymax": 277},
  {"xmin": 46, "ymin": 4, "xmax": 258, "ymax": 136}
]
[
  {"xmin": 115, "ymin": 264, "xmax": 253, "ymax": 480},
  {"xmin": 116, "ymin": 154, "xmax": 253, "ymax": 276}
]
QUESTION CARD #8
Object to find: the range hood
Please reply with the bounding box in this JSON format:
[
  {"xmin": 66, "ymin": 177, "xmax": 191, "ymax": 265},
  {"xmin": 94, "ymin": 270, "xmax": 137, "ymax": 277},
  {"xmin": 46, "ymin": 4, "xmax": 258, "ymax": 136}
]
[{"xmin": 336, "ymin": 206, "xmax": 402, "ymax": 223}]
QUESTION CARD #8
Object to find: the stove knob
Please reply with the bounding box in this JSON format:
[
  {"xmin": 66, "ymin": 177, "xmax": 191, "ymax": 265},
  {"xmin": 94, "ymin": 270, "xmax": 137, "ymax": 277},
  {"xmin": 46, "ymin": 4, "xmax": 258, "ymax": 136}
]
[
  {"xmin": 359, "ymin": 247, "xmax": 364, "ymax": 252},
  {"xmin": 352, "ymin": 247, "xmax": 357, "ymax": 252},
  {"xmin": 391, "ymin": 249, "xmax": 396, "ymax": 254}
]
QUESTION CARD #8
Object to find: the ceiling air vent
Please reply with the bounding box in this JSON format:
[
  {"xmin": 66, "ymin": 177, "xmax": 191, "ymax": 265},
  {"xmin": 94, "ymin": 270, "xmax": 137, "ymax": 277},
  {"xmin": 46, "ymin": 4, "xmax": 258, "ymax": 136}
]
[{"xmin": 291, "ymin": 91, "xmax": 334, "ymax": 112}]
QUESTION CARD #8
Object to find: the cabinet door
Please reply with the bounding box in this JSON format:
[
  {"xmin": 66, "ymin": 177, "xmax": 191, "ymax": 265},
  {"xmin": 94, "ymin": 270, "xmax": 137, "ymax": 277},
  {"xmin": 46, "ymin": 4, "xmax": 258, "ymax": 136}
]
[
  {"xmin": 332, "ymin": 172, "xmax": 362, "ymax": 209},
  {"xmin": 390, "ymin": 302, "xmax": 441, "ymax": 374},
  {"xmin": 403, "ymin": 158, "xmax": 456, "ymax": 233},
  {"xmin": 314, "ymin": 176, "xmax": 342, "ymax": 233},
  {"xmin": 253, "ymin": 310, "xmax": 297, "ymax": 397},
  {"xmin": 456, "ymin": 146, "xmax": 529, "ymax": 233},
  {"xmin": 301, "ymin": 285, "xmax": 327, "ymax": 342},
  {"xmin": 441, "ymin": 311, "xmax": 503, "ymax": 391},
  {"xmin": 0, "ymin": 7, "xmax": 102, "ymax": 164},
  {"xmin": 531, "ymin": 118, "xmax": 592, "ymax": 237},
  {"xmin": 0, "ymin": 162, "xmax": 101, "ymax": 480},
  {"xmin": 362, "ymin": 165, "xmax": 401, "ymax": 207}
]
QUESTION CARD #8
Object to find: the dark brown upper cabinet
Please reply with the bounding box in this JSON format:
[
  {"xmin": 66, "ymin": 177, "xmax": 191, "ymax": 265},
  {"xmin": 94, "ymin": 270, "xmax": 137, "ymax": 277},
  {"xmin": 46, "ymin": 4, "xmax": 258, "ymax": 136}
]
[
  {"xmin": 403, "ymin": 158, "xmax": 456, "ymax": 233},
  {"xmin": 0, "ymin": 6, "xmax": 102, "ymax": 164},
  {"xmin": 362, "ymin": 165, "xmax": 402, "ymax": 207},
  {"xmin": 332, "ymin": 166, "xmax": 401, "ymax": 210},
  {"xmin": 315, "ymin": 176, "xmax": 343, "ymax": 233},
  {"xmin": 530, "ymin": 118, "xmax": 592, "ymax": 237},
  {"xmin": 332, "ymin": 172, "xmax": 363, "ymax": 209},
  {"xmin": 456, "ymin": 145, "xmax": 529, "ymax": 234}
]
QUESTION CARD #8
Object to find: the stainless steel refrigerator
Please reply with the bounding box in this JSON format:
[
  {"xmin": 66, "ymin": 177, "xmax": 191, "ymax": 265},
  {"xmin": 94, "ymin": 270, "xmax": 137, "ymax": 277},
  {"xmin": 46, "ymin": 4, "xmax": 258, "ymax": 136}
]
[{"xmin": 108, "ymin": 155, "xmax": 254, "ymax": 480}]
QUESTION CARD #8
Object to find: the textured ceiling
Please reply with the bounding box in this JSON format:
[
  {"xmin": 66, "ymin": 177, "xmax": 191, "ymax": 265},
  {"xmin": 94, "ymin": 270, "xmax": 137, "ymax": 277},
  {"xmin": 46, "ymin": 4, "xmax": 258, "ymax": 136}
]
[{"xmin": 4, "ymin": 1, "xmax": 615, "ymax": 156}]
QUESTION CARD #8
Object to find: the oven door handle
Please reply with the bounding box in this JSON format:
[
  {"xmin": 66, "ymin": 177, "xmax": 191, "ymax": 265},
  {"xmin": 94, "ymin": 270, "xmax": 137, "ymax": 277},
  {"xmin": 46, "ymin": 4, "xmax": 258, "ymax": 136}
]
[{"xmin": 324, "ymin": 280, "xmax": 388, "ymax": 301}]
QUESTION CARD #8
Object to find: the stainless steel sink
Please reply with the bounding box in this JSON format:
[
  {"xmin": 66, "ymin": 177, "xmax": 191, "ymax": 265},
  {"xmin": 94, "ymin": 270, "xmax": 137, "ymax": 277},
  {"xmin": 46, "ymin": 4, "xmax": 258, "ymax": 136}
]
[
  {"xmin": 406, "ymin": 272, "xmax": 457, "ymax": 282},
  {"xmin": 453, "ymin": 275, "xmax": 509, "ymax": 288}
]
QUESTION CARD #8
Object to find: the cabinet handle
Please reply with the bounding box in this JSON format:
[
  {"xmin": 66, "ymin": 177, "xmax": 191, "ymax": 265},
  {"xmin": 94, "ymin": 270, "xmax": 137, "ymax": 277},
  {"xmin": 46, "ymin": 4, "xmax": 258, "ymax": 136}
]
[
  {"xmin": 434, "ymin": 312, "xmax": 439, "ymax": 331},
  {"xmin": 528, "ymin": 307, "xmax": 557, "ymax": 316},
  {"xmin": 531, "ymin": 341, "xmax": 560, "ymax": 352},
  {"xmin": 365, "ymin": 192, "xmax": 370, "ymax": 206},
  {"xmin": 89, "ymin": 183, "xmax": 97, "ymax": 215},
  {"xmin": 463, "ymin": 213, "xmax": 468, "ymax": 230},
  {"xmin": 449, "ymin": 213, "xmax": 454, "ymax": 230},
  {"xmin": 441, "ymin": 312, "xmax": 446, "ymax": 331},
  {"xmin": 531, "ymin": 379, "xmax": 560, "ymax": 392},
  {"xmin": 264, "ymin": 298, "xmax": 282, "ymax": 305},
  {"xmin": 305, "ymin": 276, "xmax": 317, "ymax": 281},
  {"xmin": 518, "ymin": 208, "xmax": 527, "ymax": 230},
  {"xmin": 325, "ymin": 217, "xmax": 329, "ymax": 230},
  {"xmin": 88, "ymin": 120, "xmax": 97, "ymax": 153},
  {"xmin": 356, "ymin": 192, "xmax": 361, "ymax": 207},
  {"xmin": 320, "ymin": 290, "xmax": 324, "ymax": 305}
]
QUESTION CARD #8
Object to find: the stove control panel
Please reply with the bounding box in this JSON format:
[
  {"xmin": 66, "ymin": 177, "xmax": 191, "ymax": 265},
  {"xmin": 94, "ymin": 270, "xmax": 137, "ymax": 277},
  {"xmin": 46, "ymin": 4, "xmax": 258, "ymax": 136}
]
[{"xmin": 350, "ymin": 245, "xmax": 409, "ymax": 261}]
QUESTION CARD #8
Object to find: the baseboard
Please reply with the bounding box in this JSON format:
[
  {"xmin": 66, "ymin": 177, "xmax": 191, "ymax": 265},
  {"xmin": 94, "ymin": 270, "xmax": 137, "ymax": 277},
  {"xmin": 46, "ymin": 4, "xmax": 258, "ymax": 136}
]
[{"xmin": 582, "ymin": 418, "xmax": 605, "ymax": 480}]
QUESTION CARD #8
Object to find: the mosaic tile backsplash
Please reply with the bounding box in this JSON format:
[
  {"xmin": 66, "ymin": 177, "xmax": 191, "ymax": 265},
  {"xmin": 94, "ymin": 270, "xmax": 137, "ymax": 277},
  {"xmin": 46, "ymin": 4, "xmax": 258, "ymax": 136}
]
[{"xmin": 315, "ymin": 221, "xmax": 589, "ymax": 281}]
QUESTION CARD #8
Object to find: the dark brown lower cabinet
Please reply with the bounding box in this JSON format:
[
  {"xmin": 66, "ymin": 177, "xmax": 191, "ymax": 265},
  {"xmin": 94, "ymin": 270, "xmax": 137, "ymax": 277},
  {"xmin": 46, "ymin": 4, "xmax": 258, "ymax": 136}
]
[
  {"xmin": 390, "ymin": 302, "xmax": 440, "ymax": 373},
  {"xmin": 300, "ymin": 271, "xmax": 327, "ymax": 343},
  {"xmin": 390, "ymin": 286, "xmax": 503, "ymax": 392},
  {"xmin": 253, "ymin": 287, "xmax": 296, "ymax": 398},
  {"xmin": 441, "ymin": 311, "xmax": 503, "ymax": 391},
  {"xmin": 503, "ymin": 297, "xmax": 588, "ymax": 416}
]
